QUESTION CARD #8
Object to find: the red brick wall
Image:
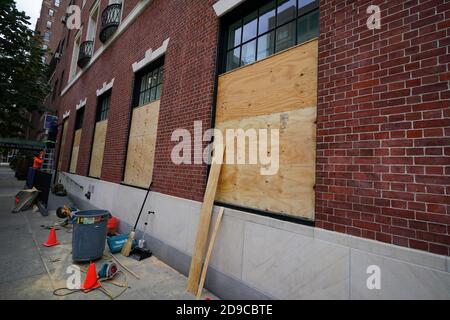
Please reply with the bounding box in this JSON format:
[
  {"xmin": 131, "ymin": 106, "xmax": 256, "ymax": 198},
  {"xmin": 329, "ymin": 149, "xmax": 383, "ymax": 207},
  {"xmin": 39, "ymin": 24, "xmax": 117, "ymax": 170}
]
[
  {"xmin": 316, "ymin": 0, "xmax": 450, "ymax": 255},
  {"xmin": 53, "ymin": 0, "xmax": 218, "ymax": 201}
]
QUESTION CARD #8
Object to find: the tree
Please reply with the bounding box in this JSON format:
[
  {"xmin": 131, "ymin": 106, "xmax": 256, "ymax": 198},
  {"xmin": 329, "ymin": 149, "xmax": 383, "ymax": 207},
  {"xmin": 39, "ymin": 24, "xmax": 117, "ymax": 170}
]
[{"xmin": 0, "ymin": 0, "xmax": 50, "ymax": 138}]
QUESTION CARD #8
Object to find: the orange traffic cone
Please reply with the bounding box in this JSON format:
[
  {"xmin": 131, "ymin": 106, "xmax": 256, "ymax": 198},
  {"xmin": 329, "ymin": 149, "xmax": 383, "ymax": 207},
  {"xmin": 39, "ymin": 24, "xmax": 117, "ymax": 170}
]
[
  {"xmin": 82, "ymin": 262, "xmax": 101, "ymax": 292},
  {"xmin": 43, "ymin": 227, "xmax": 60, "ymax": 247}
]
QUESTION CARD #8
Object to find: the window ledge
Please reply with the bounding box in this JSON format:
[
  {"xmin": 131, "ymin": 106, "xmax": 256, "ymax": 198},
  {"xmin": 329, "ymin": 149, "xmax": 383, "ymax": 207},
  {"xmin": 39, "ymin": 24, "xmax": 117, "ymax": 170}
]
[
  {"xmin": 76, "ymin": 98, "xmax": 87, "ymax": 110},
  {"xmin": 213, "ymin": 0, "xmax": 247, "ymax": 17},
  {"xmin": 132, "ymin": 38, "xmax": 170, "ymax": 73},
  {"xmin": 96, "ymin": 78, "xmax": 115, "ymax": 96}
]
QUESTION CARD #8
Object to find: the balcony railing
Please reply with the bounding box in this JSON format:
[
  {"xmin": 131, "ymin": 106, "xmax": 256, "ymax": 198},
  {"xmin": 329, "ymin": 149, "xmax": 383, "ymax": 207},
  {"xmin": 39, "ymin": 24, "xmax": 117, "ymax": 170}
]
[
  {"xmin": 77, "ymin": 40, "xmax": 94, "ymax": 68},
  {"xmin": 99, "ymin": 3, "xmax": 122, "ymax": 43}
]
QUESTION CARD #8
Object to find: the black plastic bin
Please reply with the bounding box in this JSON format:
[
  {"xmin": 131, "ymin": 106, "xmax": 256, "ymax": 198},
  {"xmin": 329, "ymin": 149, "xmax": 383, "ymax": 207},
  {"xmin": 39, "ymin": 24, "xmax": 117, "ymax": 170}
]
[{"xmin": 72, "ymin": 210, "xmax": 111, "ymax": 262}]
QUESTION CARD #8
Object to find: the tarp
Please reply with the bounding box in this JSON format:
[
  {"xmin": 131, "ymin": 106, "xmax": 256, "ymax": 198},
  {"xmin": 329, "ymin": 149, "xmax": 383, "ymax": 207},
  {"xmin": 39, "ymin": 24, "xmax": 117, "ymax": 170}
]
[
  {"xmin": 0, "ymin": 138, "xmax": 45, "ymax": 151},
  {"xmin": 12, "ymin": 188, "xmax": 39, "ymax": 213}
]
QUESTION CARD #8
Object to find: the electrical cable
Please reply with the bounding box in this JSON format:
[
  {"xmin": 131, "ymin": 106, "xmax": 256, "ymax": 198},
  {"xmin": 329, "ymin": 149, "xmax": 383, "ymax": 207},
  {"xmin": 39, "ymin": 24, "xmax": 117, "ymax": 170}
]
[{"xmin": 52, "ymin": 269, "xmax": 129, "ymax": 300}]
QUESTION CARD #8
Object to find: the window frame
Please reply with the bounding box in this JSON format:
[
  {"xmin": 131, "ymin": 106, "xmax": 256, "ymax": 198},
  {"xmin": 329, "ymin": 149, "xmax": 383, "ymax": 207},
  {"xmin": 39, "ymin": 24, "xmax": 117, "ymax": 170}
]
[
  {"xmin": 69, "ymin": 108, "xmax": 84, "ymax": 173},
  {"xmin": 74, "ymin": 107, "xmax": 85, "ymax": 130},
  {"xmin": 87, "ymin": 0, "xmax": 100, "ymax": 44},
  {"xmin": 121, "ymin": 56, "xmax": 164, "ymax": 187},
  {"xmin": 59, "ymin": 70, "xmax": 65, "ymax": 95},
  {"xmin": 96, "ymin": 90, "xmax": 111, "ymax": 122},
  {"xmin": 52, "ymin": 79, "xmax": 59, "ymax": 101},
  {"xmin": 132, "ymin": 56, "xmax": 165, "ymax": 108},
  {"xmin": 69, "ymin": 29, "xmax": 82, "ymax": 80},
  {"xmin": 221, "ymin": 0, "xmax": 319, "ymax": 73}
]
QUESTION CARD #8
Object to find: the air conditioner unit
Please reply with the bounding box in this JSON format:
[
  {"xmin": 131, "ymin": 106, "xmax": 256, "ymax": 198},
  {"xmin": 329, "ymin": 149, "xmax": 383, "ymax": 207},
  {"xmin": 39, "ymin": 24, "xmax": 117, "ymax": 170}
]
[{"xmin": 61, "ymin": 15, "xmax": 67, "ymax": 24}]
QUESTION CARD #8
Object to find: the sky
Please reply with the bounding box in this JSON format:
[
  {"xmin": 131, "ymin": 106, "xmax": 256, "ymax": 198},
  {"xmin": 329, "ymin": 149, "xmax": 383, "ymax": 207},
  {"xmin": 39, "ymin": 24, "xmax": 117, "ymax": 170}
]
[{"xmin": 15, "ymin": 0, "xmax": 43, "ymax": 30}]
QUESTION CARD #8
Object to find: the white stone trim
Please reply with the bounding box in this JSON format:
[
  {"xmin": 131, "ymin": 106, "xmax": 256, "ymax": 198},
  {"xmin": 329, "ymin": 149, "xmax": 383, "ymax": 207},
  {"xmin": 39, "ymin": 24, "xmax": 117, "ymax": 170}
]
[
  {"xmin": 63, "ymin": 110, "xmax": 71, "ymax": 119},
  {"xmin": 60, "ymin": 172, "xmax": 450, "ymax": 300},
  {"xmin": 132, "ymin": 38, "xmax": 170, "ymax": 73},
  {"xmin": 213, "ymin": 0, "xmax": 246, "ymax": 17},
  {"xmin": 61, "ymin": 0, "xmax": 153, "ymax": 97},
  {"xmin": 76, "ymin": 98, "xmax": 87, "ymax": 110},
  {"xmin": 96, "ymin": 78, "xmax": 115, "ymax": 96}
]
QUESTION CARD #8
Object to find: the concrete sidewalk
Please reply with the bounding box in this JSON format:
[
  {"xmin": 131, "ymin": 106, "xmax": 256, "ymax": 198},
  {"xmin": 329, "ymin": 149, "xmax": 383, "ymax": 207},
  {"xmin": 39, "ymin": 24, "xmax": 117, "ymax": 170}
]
[{"xmin": 0, "ymin": 166, "xmax": 215, "ymax": 300}]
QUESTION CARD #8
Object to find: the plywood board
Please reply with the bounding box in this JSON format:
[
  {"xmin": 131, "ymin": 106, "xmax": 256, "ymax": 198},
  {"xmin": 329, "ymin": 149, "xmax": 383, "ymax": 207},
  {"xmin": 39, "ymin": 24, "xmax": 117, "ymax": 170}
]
[
  {"xmin": 123, "ymin": 101, "xmax": 160, "ymax": 188},
  {"xmin": 89, "ymin": 120, "xmax": 108, "ymax": 178},
  {"xmin": 216, "ymin": 39, "xmax": 318, "ymax": 124},
  {"xmin": 187, "ymin": 144, "xmax": 224, "ymax": 295},
  {"xmin": 217, "ymin": 164, "xmax": 315, "ymax": 219},
  {"xmin": 57, "ymin": 121, "xmax": 68, "ymax": 170},
  {"xmin": 129, "ymin": 100, "xmax": 160, "ymax": 138},
  {"xmin": 217, "ymin": 107, "xmax": 316, "ymax": 166},
  {"xmin": 215, "ymin": 108, "xmax": 316, "ymax": 220},
  {"xmin": 69, "ymin": 129, "xmax": 82, "ymax": 173},
  {"xmin": 196, "ymin": 207, "xmax": 224, "ymax": 299}
]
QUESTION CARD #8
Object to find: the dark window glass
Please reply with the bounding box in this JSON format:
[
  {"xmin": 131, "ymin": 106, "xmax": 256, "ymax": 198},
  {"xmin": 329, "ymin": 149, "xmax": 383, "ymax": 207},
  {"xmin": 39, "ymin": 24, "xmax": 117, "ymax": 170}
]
[
  {"xmin": 52, "ymin": 79, "xmax": 58, "ymax": 101},
  {"xmin": 136, "ymin": 63, "xmax": 164, "ymax": 107},
  {"xmin": 298, "ymin": 0, "xmax": 315, "ymax": 11},
  {"xmin": 241, "ymin": 39, "xmax": 256, "ymax": 66},
  {"xmin": 75, "ymin": 108, "xmax": 84, "ymax": 130},
  {"xmin": 226, "ymin": 47, "xmax": 241, "ymax": 72},
  {"xmin": 96, "ymin": 92, "xmax": 110, "ymax": 122},
  {"xmin": 277, "ymin": 0, "xmax": 296, "ymax": 26},
  {"xmin": 223, "ymin": 0, "xmax": 319, "ymax": 73},
  {"xmin": 227, "ymin": 20, "xmax": 242, "ymax": 50},
  {"xmin": 275, "ymin": 20, "xmax": 296, "ymax": 53},
  {"xmin": 258, "ymin": 1, "xmax": 276, "ymax": 35},
  {"xmin": 257, "ymin": 31, "xmax": 275, "ymax": 60},
  {"xmin": 297, "ymin": 10, "xmax": 319, "ymax": 43},
  {"xmin": 242, "ymin": 11, "xmax": 258, "ymax": 43},
  {"xmin": 59, "ymin": 71, "xmax": 64, "ymax": 94}
]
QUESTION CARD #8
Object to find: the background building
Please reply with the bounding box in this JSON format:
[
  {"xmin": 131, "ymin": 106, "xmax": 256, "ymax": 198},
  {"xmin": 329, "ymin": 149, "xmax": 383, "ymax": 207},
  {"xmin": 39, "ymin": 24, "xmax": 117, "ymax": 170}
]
[
  {"xmin": 49, "ymin": 0, "xmax": 450, "ymax": 299},
  {"xmin": 35, "ymin": 0, "xmax": 66, "ymax": 65},
  {"xmin": 26, "ymin": 0, "xmax": 67, "ymax": 142}
]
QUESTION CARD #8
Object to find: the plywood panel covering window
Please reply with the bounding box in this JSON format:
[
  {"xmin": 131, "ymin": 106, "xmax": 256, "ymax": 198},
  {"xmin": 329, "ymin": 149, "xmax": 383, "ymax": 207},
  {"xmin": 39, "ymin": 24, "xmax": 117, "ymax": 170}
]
[
  {"xmin": 123, "ymin": 100, "xmax": 160, "ymax": 188},
  {"xmin": 57, "ymin": 120, "xmax": 68, "ymax": 170},
  {"xmin": 69, "ymin": 129, "xmax": 82, "ymax": 173},
  {"xmin": 69, "ymin": 108, "xmax": 84, "ymax": 173},
  {"xmin": 215, "ymin": 39, "xmax": 318, "ymax": 220},
  {"xmin": 123, "ymin": 59, "xmax": 164, "ymax": 188},
  {"xmin": 89, "ymin": 91, "xmax": 110, "ymax": 178}
]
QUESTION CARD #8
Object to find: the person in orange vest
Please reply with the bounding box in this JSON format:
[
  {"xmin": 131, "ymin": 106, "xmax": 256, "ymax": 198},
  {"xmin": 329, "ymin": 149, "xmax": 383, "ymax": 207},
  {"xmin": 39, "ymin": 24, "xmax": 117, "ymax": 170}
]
[{"xmin": 33, "ymin": 151, "xmax": 45, "ymax": 169}]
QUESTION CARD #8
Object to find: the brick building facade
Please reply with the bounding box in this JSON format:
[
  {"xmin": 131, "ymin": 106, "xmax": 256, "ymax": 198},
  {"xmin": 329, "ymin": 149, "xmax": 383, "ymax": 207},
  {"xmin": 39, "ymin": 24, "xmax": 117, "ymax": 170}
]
[
  {"xmin": 29, "ymin": 0, "xmax": 67, "ymax": 141},
  {"xmin": 36, "ymin": 0, "xmax": 67, "ymax": 64},
  {"xmin": 49, "ymin": 0, "xmax": 449, "ymax": 299},
  {"xmin": 316, "ymin": 0, "xmax": 450, "ymax": 255}
]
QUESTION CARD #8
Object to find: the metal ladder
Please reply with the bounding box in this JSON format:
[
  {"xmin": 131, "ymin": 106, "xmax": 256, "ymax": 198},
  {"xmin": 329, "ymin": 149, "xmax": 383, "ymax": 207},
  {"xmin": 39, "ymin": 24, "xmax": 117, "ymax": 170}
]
[{"xmin": 42, "ymin": 147, "xmax": 55, "ymax": 173}]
